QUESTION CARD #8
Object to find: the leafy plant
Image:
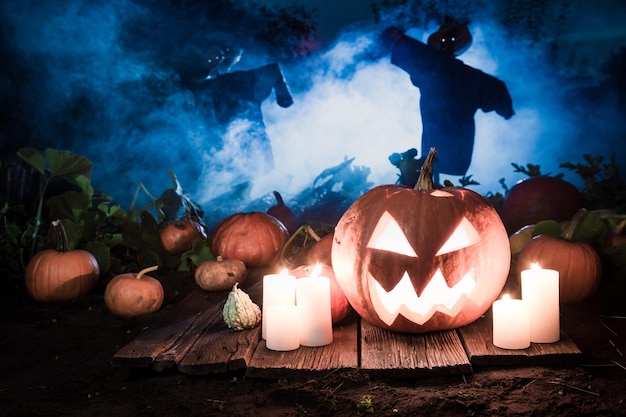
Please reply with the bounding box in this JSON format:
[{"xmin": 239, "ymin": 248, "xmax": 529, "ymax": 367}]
[
  {"xmin": 1, "ymin": 148, "xmax": 212, "ymax": 281},
  {"xmin": 511, "ymin": 162, "xmax": 555, "ymax": 177},
  {"xmin": 560, "ymin": 153, "xmax": 626, "ymax": 210}
]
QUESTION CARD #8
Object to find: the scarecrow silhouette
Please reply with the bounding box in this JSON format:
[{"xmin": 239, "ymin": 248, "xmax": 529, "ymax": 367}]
[
  {"xmin": 382, "ymin": 22, "xmax": 515, "ymax": 184},
  {"xmin": 191, "ymin": 47, "xmax": 293, "ymax": 173}
]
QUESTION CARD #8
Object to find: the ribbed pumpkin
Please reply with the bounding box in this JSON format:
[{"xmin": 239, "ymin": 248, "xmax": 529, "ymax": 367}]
[
  {"xmin": 104, "ymin": 265, "xmax": 164, "ymax": 317},
  {"xmin": 517, "ymin": 212, "xmax": 602, "ymax": 303},
  {"xmin": 332, "ymin": 148, "xmax": 510, "ymax": 333},
  {"xmin": 212, "ymin": 212, "xmax": 289, "ymax": 268},
  {"xmin": 25, "ymin": 220, "xmax": 99, "ymax": 303}
]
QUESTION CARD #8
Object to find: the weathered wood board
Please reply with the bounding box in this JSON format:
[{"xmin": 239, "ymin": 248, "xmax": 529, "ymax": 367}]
[
  {"xmin": 458, "ymin": 313, "xmax": 583, "ymax": 367},
  {"xmin": 113, "ymin": 283, "xmax": 583, "ymax": 379},
  {"xmin": 360, "ymin": 320, "xmax": 472, "ymax": 378},
  {"xmin": 245, "ymin": 314, "xmax": 359, "ymax": 379},
  {"xmin": 178, "ymin": 325, "xmax": 262, "ymax": 375},
  {"xmin": 111, "ymin": 290, "xmax": 217, "ymax": 369}
]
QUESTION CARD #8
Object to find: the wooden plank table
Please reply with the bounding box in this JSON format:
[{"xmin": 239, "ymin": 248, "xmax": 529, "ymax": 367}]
[
  {"xmin": 112, "ymin": 278, "xmax": 583, "ymax": 379},
  {"xmin": 458, "ymin": 311, "xmax": 583, "ymax": 367},
  {"xmin": 246, "ymin": 315, "xmax": 359, "ymax": 379},
  {"xmin": 360, "ymin": 321, "xmax": 472, "ymax": 379}
]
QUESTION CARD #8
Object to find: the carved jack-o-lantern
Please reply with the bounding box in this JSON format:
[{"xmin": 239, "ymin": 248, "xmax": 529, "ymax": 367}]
[{"xmin": 332, "ymin": 149, "xmax": 510, "ymax": 333}]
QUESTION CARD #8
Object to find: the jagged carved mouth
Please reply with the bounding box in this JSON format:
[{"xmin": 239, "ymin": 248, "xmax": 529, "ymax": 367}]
[{"xmin": 368, "ymin": 269, "xmax": 476, "ymax": 326}]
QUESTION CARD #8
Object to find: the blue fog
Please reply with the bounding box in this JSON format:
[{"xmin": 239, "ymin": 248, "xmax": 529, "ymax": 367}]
[{"xmin": 1, "ymin": 0, "xmax": 624, "ymax": 225}]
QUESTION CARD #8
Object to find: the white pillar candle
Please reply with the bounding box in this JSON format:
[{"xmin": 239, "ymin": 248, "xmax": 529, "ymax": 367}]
[
  {"xmin": 296, "ymin": 276, "xmax": 333, "ymax": 347},
  {"xmin": 492, "ymin": 295, "xmax": 530, "ymax": 349},
  {"xmin": 265, "ymin": 305, "xmax": 300, "ymax": 351},
  {"xmin": 521, "ymin": 264, "xmax": 560, "ymax": 343},
  {"xmin": 262, "ymin": 270, "xmax": 296, "ymax": 340}
]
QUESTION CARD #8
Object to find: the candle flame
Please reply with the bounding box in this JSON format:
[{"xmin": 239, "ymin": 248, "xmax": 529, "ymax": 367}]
[
  {"xmin": 530, "ymin": 262, "xmax": 542, "ymax": 270},
  {"xmin": 502, "ymin": 293, "xmax": 511, "ymax": 301},
  {"xmin": 279, "ymin": 268, "xmax": 289, "ymax": 276},
  {"xmin": 310, "ymin": 262, "xmax": 322, "ymax": 277}
]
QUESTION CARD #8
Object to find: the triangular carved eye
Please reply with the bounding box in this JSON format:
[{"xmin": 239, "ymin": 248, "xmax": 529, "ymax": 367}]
[
  {"xmin": 366, "ymin": 211, "xmax": 418, "ymax": 258},
  {"xmin": 435, "ymin": 217, "xmax": 480, "ymax": 256}
]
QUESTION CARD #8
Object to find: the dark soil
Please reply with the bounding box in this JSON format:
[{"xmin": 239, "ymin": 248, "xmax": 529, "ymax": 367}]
[{"xmin": 1, "ymin": 271, "xmax": 626, "ymax": 417}]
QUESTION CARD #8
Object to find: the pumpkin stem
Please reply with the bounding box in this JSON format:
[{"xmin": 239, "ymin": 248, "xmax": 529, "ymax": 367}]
[
  {"xmin": 414, "ymin": 147, "xmax": 437, "ymax": 191},
  {"xmin": 277, "ymin": 224, "xmax": 322, "ymax": 267},
  {"xmin": 272, "ymin": 190, "xmax": 286, "ymax": 207},
  {"xmin": 561, "ymin": 208, "xmax": 588, "ymax": 241},
  {"xmin": 51, "ymin": 219, "xmax": 71, "ymax": 252},
  {"xmin": 136, "ymin": 265, "xmax": 159, "ymax": 280}
]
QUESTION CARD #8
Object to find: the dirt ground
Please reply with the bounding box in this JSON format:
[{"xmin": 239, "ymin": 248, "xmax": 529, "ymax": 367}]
[{"xmin": 1, "ymin": 270, "xmax": 626, "ymax": 417}]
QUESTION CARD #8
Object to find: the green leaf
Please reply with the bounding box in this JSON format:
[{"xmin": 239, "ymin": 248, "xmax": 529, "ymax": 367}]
[
  {"xmin": 75, "ymin": 174, "xmax": 94, "ymax": 198},
  {"xmin": 79, "ymin": 208, "xmax": 105, "ymax": 241},
  {"xmin": 109, "ymin": 205, "xmax": 127, "ymax": 227},
  {"xmin": 532, "ymin": 220, "xmax": 562, "ymax": 238},
  {"xmin": 17, "ymin": 148, "xmax": 46, "ymax": 175},
  {"xmin": 99, "ymin": 232, "xmax": 123, "ymax": 247},
  {"xmin": 571, "ymin": 210, "xmax": 607, "ymax": 244},
  {"xmin": 47, "ymin": 191, "xmax": 92, "ymax": 223},
  {"xmin": 178, "ymin": 239, "xmax": 215, "ymax": 271},
  {"xmin": 45, "ymin": 148, "xmax": 92, "ymax": 182}
]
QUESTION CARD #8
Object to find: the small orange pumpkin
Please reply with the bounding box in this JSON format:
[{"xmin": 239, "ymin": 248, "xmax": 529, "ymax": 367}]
[
  {"xmin": 160, "ymin": 219, "xmax": 206, "ymax": 255},
  {"xmin": 516, "ymin": 211, "xmax": 603, "ymax": 304},
  {"xmin": 104, "ymin": 265, "xmax": 164, "ymax": 317},
  {"xmin": 211, "ymin": 212, "xmax": 289, "ymax": 268},
  {"xmin": 25, "ymin": 220, "xmax": 99, "ymax": 303}
]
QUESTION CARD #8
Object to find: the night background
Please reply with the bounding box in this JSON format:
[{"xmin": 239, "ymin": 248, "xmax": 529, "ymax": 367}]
[{"xmin": 1, "ymin": 0, "xmax": 625, "ymax": 227}]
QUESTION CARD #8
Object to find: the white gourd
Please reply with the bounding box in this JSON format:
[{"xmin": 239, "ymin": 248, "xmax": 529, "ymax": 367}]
[{"xmin": 223, "ymin": 283, "xmax": 261, "ymax": 330}]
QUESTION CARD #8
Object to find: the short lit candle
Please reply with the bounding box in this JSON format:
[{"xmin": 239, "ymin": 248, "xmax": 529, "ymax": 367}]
[
  {"xmin": 265, "ymin": 305, "xmax": 300, "ymax": 351},
  {"xmin": 521, "ymin": 263, "xmax": 560, "ymax": 343},
  {"xmin": 492, "ymin": 294, "xmax": 530, "ymax": 350},
  {"xmin": 296, "ymin": 266, "xmax": 333, "ymax": 347},
  {"xmin": 262, "ymin": 269, "xmax": 296, "ymax": 340}
]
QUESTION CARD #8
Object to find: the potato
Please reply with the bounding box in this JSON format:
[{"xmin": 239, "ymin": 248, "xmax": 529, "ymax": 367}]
[{"xmin": 195, "ymin": 256, "xmax": 247, "ymax": 291}]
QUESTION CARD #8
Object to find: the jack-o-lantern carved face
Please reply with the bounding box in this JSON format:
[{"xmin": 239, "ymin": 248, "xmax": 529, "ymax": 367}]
[{"xmin": 332, "ymin": 185, "xmax": 510, "ymax": 334}]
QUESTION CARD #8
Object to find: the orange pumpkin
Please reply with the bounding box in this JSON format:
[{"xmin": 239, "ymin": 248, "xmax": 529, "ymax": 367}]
[
  {"xmin": 332, "ymin": 149, "xmax": 510, "ymax": 333},
  {"xmin": 160, "ymin": 219, "xmax": 206, "ymax": 255},
  {"xmin": 104, "ymin": 265, "xmax": 164, "ymax": 317},
  {"xmin": 517, "ymin": 235, "xmax": 602, "ymax": 304},
  {"xmin": 212, "ymin": 212, "xmax": 289, "ymax": 268},
  {"xmin": 305, "ymin": 233, "xmax": 334, "ymax": 266},
  {"xmin": 25, "ymin": 220, "xmax": 99, "ymax": 303}
]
